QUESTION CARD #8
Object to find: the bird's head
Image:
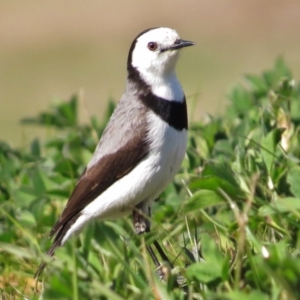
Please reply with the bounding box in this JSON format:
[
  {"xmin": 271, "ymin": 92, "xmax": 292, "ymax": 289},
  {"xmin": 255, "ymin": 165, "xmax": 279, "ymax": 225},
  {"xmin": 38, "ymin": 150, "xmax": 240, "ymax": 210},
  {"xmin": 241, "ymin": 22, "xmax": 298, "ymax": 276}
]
[{"xmin": 128, "ymin": 27, "xmax": 194, "ymax": 80}]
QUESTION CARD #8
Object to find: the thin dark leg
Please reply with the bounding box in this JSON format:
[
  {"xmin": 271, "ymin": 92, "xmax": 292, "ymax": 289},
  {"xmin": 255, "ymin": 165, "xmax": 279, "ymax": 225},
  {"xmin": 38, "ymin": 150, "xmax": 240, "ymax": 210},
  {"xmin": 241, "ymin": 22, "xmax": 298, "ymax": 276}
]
[
  {"xmin": 133, "ymin": 204, "xmax": 161, "ymax": 269},
  {"xmin": 153, "ymin": 240, "xmax": 173, "ymax": 267},
  {"xmin": 132, "ymin": 203, "xmax": 172, "ymax": 275},
  {"xmin": 146, "ymin": 245, "xmax": 160, "ymax": 268}
]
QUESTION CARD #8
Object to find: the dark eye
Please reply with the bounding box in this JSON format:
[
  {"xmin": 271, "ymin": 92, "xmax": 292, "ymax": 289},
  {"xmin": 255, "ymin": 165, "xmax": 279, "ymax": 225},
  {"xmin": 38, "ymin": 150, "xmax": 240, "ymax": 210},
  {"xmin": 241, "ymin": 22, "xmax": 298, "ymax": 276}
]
[{"xmin": 147, "ymin": 42, "xmax": 158, "ymax": 51}]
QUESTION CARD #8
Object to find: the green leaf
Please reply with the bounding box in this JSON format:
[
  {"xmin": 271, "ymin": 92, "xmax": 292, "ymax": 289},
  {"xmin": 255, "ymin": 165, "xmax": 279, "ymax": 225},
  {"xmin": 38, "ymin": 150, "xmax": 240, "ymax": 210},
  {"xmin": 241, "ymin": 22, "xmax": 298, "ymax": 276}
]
[
  {"xmin": 186, "ymin": 234, "xmax": 224, "ymax": 284},
  {"xmin": 245, "ymin": 74, "xmax": 269, "ymax": 95},
  {"xmin": 31, "ymin": 167, "xmax": 46, "ymax": 196},
  {"xmin": 204, "ymin": 161, "xmax": 240, "ymax": 188},
  {"xmin": 30, "ymin": 138, "xmax": 41, "ymax": 157},
  {"xmin": 201, "ymin": 233, "xmax": 224, "ymax": 263},
  {"xmin": 186, "ymin": 261, "xmax": 221, "ymax": 283},
  {"xmin": 18, "ymin": 210, "xmax": 36, "ymax": 226},
  {"xmin": 228, "ymin": 84, "xmax": 253, "ymax": 116},
  {"xmin": 287, "ymin": 165, "xmax": 300, "ymax": 198},
  {"xmin": 260, "ymin": 128, "xmax": 285, "ymax": 174},
  {"xmin": 189, "ymin": 176, "xmax": 241, "ymax": 197},
  {"xmin": 259, "ymin": 197, "xmax": 300, "ymax": 216},
  {"xmin": 182, "ymin": 189, "xmax": 225, "ymax": 213},
  {"xmin": 0, "ymin": 242, "xmax": 36, "ymax": 259},
  {"xmin": 226, "ymin": 290, "xmax": 269, "ymax": 300},
  {"xmin": 21, "ymin": 95, "xmax": 78, "ymax": 128}
]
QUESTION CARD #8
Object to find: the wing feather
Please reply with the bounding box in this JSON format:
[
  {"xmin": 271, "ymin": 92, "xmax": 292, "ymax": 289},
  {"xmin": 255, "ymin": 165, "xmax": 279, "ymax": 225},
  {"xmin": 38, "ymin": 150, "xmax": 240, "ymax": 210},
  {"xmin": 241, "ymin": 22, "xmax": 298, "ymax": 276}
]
[{"xmin": 50, "ymin": 94, "xmax": 150, "ymax": 238}]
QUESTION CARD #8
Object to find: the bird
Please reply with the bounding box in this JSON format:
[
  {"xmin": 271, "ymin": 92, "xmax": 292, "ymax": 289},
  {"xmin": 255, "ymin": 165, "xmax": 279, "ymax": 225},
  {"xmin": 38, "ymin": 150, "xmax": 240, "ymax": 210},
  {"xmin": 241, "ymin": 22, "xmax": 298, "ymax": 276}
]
[{"xmin": 35, "ymin": 27, "xmax": 194, "ymax": 278}]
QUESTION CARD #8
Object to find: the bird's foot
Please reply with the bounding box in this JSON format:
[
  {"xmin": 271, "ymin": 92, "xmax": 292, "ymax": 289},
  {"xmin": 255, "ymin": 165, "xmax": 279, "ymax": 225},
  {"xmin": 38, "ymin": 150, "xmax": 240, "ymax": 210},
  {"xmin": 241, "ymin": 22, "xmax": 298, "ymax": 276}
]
[
  {"xmin": 132, "ymin": 206, "xmax": 151, "ymax": 235},
  {"xmin": 133, "ymin": 214, "xmax": 150, "ymax": 234}
]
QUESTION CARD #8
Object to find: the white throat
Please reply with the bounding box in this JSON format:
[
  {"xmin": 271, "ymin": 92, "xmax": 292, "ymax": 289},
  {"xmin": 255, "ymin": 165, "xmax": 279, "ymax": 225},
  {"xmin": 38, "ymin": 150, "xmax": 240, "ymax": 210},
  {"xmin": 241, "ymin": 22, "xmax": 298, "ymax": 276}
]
[{"xmin": 141, "ymin": 71, "xmax": 184, "ymax": 102}]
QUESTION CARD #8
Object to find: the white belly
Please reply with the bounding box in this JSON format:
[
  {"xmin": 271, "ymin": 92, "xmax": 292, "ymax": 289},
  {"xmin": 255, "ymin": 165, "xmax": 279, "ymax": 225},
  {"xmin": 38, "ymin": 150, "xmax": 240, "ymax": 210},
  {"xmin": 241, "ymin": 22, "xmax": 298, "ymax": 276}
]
[{"xmin": 61, "ymin": 112, "xmax": 187, "ymax": 244}]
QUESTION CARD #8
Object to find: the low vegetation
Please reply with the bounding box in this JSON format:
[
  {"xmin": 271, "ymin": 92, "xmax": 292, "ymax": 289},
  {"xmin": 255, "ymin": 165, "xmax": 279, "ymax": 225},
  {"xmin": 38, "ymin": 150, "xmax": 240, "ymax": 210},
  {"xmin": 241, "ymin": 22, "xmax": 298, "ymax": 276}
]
[{"xmin": 1, "ymin": 58, "xmax": 300, "ymax": 299}]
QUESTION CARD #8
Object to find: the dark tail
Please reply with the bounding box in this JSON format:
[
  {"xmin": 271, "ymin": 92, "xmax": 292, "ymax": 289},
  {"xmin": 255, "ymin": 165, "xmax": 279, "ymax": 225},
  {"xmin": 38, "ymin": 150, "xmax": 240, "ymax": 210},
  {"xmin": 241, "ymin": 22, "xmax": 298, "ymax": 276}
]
[
  {"xmin": 34, "ymin": 221, "xmax": 68, "ymax": 279},
  {"xmin": 34, "ymin": 239, "xmax": 61, "ymax": 278},
  {"xmin": 34, "ymin": 211, "xmax": 82, "ymax": 278}
]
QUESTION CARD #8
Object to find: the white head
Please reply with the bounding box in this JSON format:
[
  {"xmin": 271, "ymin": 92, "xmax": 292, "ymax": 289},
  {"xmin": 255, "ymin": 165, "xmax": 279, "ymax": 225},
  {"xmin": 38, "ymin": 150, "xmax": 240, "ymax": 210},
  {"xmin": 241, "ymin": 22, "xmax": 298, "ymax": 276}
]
[{"xmin": 128, "ymin": 27, "xmax": 194, "ymax": 79}]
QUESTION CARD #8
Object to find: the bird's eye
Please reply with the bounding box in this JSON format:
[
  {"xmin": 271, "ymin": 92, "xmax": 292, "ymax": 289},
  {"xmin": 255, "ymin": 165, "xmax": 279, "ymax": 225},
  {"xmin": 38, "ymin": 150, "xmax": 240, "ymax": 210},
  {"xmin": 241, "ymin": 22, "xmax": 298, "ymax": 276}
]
[{"xmin": 147, "ymin": 42, "xmax": 158, "ymax": 51}]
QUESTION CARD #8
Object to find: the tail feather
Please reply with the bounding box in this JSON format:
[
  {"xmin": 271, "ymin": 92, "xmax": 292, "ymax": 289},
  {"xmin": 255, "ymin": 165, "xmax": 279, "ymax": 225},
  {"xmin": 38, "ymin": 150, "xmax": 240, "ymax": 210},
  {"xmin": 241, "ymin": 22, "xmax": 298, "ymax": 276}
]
[
  {"xmin": 34, "ymin": 221, "xmax": 72, "ymax": 279},
  {"xmin": 34, "ymin": 239, "xmax": 61, "ymax": 279}
]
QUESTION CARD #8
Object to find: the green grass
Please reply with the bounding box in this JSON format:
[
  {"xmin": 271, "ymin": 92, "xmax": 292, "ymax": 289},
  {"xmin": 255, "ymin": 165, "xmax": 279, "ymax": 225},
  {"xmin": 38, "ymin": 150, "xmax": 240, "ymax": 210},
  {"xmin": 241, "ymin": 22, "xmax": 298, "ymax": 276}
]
[{"xmin": 1, "ymin": 58, "xmax": 300, "ymax": 299}]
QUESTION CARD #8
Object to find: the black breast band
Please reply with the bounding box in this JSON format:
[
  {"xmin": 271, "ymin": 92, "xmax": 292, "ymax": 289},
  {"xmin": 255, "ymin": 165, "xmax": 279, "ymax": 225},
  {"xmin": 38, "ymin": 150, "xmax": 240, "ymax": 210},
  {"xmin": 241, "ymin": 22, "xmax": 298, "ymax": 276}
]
[{"xmin": 140, "ymin": 93, "xmax": 188, "ymax": 131}]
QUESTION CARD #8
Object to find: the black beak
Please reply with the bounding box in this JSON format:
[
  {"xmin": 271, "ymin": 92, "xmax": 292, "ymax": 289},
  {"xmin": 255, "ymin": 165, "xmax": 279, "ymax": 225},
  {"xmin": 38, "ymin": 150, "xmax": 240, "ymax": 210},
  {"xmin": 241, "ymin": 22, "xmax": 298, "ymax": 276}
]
[{"xmin": 161, "ymin": 39, "xmax": 195, "ymax": 52}]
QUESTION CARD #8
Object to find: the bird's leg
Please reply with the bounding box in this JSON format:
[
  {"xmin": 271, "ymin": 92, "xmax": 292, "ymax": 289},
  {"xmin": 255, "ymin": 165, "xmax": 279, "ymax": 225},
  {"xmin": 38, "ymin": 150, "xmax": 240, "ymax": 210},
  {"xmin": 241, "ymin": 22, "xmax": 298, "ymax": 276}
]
[
  {"xmin": 133, "ymin": 202, "xmax": 161, "ymax": 269},
  {"xmin": 133, "ymin": 202, "xmax": 151, "ymax": 235},
  {"xmin": 153, "ymin": 240, "xmax": 173, "ymax": 268},
  {"xmin": 132, "ymin": 202, "xmax": 172, "ymax": 273}
]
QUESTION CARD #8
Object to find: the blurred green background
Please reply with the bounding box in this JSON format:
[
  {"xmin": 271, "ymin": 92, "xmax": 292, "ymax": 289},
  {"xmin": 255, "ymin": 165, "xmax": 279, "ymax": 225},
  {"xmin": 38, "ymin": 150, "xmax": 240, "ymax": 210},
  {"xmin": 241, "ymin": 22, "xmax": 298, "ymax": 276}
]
[{"xmin": 1, "ymin": 0, "xmax": 300, "ymax": 145}]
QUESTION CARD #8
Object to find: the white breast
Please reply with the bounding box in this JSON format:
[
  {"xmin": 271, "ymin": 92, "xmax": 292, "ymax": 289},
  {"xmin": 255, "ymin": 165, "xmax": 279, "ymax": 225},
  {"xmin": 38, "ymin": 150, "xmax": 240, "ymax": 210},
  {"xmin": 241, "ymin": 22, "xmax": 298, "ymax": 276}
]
[{"xmin": 144, "ymin": 111, "xmax": 187, "ymax": 198}]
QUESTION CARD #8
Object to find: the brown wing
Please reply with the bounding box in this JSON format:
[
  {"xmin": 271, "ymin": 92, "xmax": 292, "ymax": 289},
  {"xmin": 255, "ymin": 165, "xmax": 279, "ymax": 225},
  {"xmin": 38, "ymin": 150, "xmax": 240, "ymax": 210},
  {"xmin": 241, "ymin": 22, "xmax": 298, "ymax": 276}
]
[
  {"xmin": 50, "ymin": 132, "xmax": 149, "ymax": 237},
  {"xmin": 49, "ymin": 90, "xmax": 150, "ymax": 238},
  {"xmin": 35, "ymin": 133, "xmax": 149, "ymax": 278}
]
